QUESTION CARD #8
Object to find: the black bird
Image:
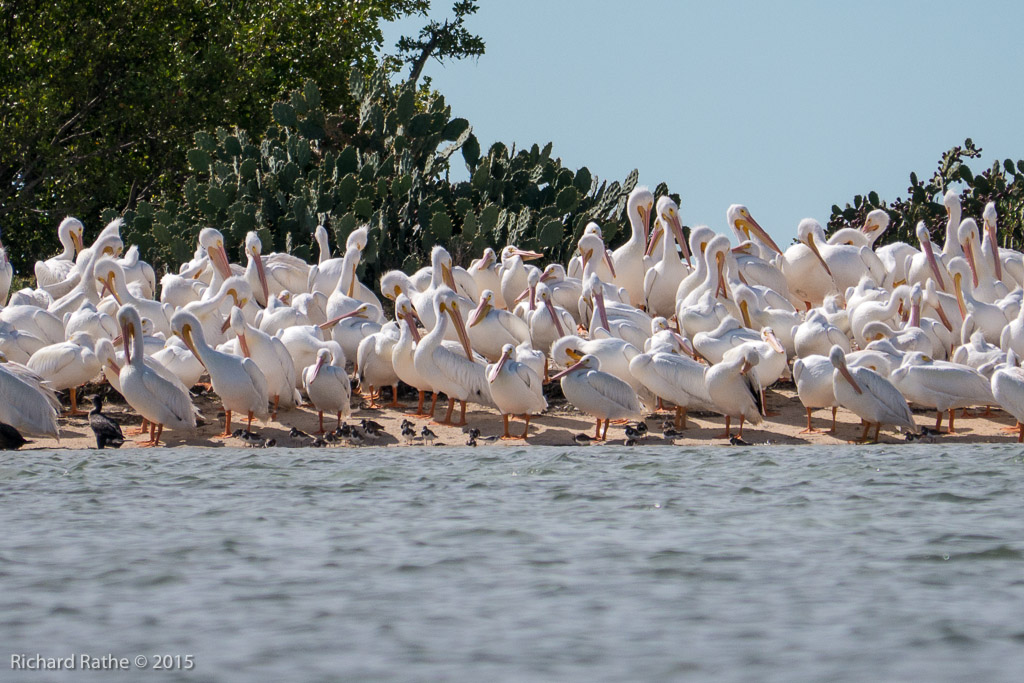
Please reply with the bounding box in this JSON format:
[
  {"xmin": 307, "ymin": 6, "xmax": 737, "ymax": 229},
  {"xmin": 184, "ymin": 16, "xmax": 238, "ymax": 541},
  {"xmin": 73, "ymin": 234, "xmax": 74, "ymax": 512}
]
[
  {"xmin": 633, "ymin": 421, "xmax": 649, "ymax": 438},
  {"xmin": 660, "ymin": 418, "xmax": 675, "ymax": 432},
  {"xmin": 729, "ymin": 435, "xmax": 751, "ymax": 446},
  {"xmin": 421, "ymin": 426, "xmax": 437, "ymax": 445},
  {"xmin": 624, "ymin": 425, "xmax": 643, "ymax": 440},
  {"xmin": 400, "ymin": 419, "xmax": 414, "ymax": 431},
  {"xmin": 323, "ymin": 432, "xmax": 336, "ymax": 443},
  {"xmin": 289, "ymin": 427, "xmax": 312, "ymax": 440},
  {"xmin": 466, "ymin": 436, "xmax": 478, "ymax": 446},
  {"xmin": 311, "ymin": 436, "xmax": 327, "ymax": 448},
  {"xmin": 347, "ymin": 429, "xmax": 365, "ymax": 446},
  {"xmin": 467, "ymin": 427, "xmax": 481, "ymax": 440},
  {"xmin": 401, "ymin": 424, "xmax": 416, "ymax": 442},
  {"xmin": 361, "ymin": 418, "xmax": 385, "ymax": 437},
  {"xmin": 0, "ymin": 422, "xmax": 29, "ymax": 450},
  {"xmin": 573, "ymin": 433, "xmax": 595, "ymax": 445},
  {"xmin": 663, "ymin": 428, "xmax": 683, "ymax": 439},
  {"xmin": 87, "ymin": 394, "xmax": 123, "ymax": 450},
  {"xmin": 624, "ymin": 438, "xmax": 638, "ymax": 446}
]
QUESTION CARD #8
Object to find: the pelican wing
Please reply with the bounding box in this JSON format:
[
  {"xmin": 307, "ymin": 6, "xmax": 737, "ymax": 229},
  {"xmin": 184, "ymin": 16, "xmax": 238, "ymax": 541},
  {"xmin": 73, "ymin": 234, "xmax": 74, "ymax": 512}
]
[
  {"xmin": 854, "ymin": 367, "xmax": 915, "ymax": 428},
  {"xmin": 0, "ymin": 366, "xmax": 59, "ymax": 437},
  {"xmin": 140, "ymin": 366, "xmax": 197, "ymax": 427},
  {"xmin": 27, "ymin": 343, "xmax": 76, "ymax": 379},
  {"xmin": 584, "ymin": 369, "xmax": 641, "ymax": 414},
  {"xmin": 435, "ymin": 347, "xmax": 494, "ymax": 407},
  {"xmin": 240, "ymin": 356, "xmax": 270, "ymax": 414}
]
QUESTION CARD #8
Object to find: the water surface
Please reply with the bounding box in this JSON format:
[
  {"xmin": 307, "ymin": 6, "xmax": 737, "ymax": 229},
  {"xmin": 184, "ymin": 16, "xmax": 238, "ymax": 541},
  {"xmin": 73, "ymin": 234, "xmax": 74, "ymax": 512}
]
[{"xmin": 2, "ymin": 444, "xmax": 1023, "ymax": 681}]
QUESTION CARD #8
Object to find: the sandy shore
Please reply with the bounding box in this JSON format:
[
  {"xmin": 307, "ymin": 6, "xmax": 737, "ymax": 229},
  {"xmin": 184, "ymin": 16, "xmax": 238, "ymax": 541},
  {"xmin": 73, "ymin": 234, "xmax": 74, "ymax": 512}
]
[{"xmin": 14, "ymin": 380, "xmax": 1023, "ymax": 451}]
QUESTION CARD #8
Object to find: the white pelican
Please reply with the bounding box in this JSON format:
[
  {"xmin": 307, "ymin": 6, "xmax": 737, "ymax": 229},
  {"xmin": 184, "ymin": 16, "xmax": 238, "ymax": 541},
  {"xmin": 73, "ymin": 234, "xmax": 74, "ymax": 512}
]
[
  {"xmin": 693, "ymin": 316, "xmax": 760, "ymax": 365},
  {"xmin": 550, "ymin": 334, "xmax": 644, "ymax": 399},
  {"xmin": 34, "ymin": 217, "xmax": 84, "ymax": 292},
  {"xmin": 172, "ymin": 310, "xmax": 268, "ymax": 436},
  {"xmin": 906, "ymin": 221, "xmax": 950, "ymax": 293},
  {"xmin": 551, "ymin": 353, "xmax": 640, "ymax": 440},
  {"xmin": 567, "ymin": 221, "xmax": 604, "ymax": 279},
  {"xmin": 467, "ymin": 248, "xmax": 505, "ymax": 309},
  {"xmin": 827, "ymin": 209, "xmax": 890, "ymax": 248},
  {"xmin": 982, "ymin": 202, "xmax": 1023, "ymax": 288},
  {"xmin": 0, "ymin": 353, "xmax": 60, "ymax": 438},
  {"xmin": 527, "ymin": 283, "xmax": 575, "ymax": 364},
  {"xmin": 1, "ymin": 304, "xmax": 64, "ymax": 346},
  {"xmin": 991, "ymin": 351, "xmax": 1024, "ymax": 441},
  {"xmin": 792, "ymin": 354, "xmax": 838, "ymax": 433},
  {"xmin": 720, "ymin": 327, "xmax": 788, "ymax": 409},
  {"xmin": 413, "ymin": 290, "xmax": 493, "ymax": 426},
  {"xmin": 939, "ymin": 189, "xmax": 964, "ymax": 264},
  {"xmin": 829, "ymin": 345, "xmax": 916, "ymax": 442},
  {"xmin": 781, "ymin": 219, "xmax": 840, "ymax": 309},
  {"xmin": 0, "ymin": 229, "xmax": 11, "ymax": 306},
  {"xmin": 849, "ymin": 284, "xmax": 911, "ymax": 348},
  {"xmin": 890, "ymin": 352, "xmax": 993, "ymax": 433},
  {"xmin": 63, "ymin": 302, "xmax": 119, "ymax": 343},
  {"xmin": 498, "ymin": 245, "xmax": 544, "ymax": 309},
  {"xmin": 706, "ymin": 347, "xmax": 764, "ymax": 439},
  {"xmin": 952, "ymin": 329, "xmax": 1003, "ymax": 371},
  {"xmin": 958, "ymin": 218, "xmax": 1008, "ymax": 303},
  {"xmin": 356, "ymin": 321, "xmax": 401, "ymax": 409},
  {"xmin": 149, "ymin": 336, "xmax": 206, "ymax": 390},
  {"xmin": 278, "ymin": 326, "xmax": 344, "ymax": 391},
  {"xmin": 794, "ymin": 309, "xmax": 851, "ymax": 359},
  {"xmin": 116, "ymin": 305, "xmax": 197, "ymax": 446},
  {"xmin": 643, "ymin": 196, "xmax": 691, "ymax": 317},
  {"xmin": 392, "ymin": 293, "xmax": 434, "ymax": 417},
  {"xmin": 26, "ymin": 331, "xmax": 101, "ymax": 415},
  {"xmin": 677, "ymin": 234, "xmax": 733, "ymax": 313},
  {"xmin": 221, "ymin": 307, "xmax": 299, "ymax": 417},
  {"xmin": 629, "ymin": 344, "xmax": 713, "ymax": 429},
  {"xmin": 94, "ymin": 257, "xmax": 175, "ymax": 337},
  {"xmin": 539, "ymin": 264, "xmax": 583, "ymax": 322},
  {"xmin": 196, "ymin": 228, "xmax": 236, "ymax": 298},
  {"xmin": 612, "ymin": 186, "xmax": 654, "ymax": 307},
  {"xmin": 465, "ymin": 289, "xmax": 530, "ymax": 361},
  {"xmin": 733, "ymin": 284, "xmax": 800, "ymax": 358},
  {"xmin": 117, "ymin": 244, "xmax": 156, "ymax": 300},
  {"xmin": 860, "ymin": 321, "xmax": 933, "ymax": 356},
  {"xmin": 726, "ymin": 206, "xmax": 790, "ymax": 297},
  {"xmin": 324, "ymin": 302, "xmax": 382, "ymax": 366},
  {"xmin": 47, "ymin": 231, "xmax": 122, "ymax": 320},
  {"xmin": 486, "ymin": 343, "xmax": 547, "ymax": 439},
  {"xmin": 303, "ymin": 347, "xmax": 352, "ymax": 433},
  {"xmin": 243, "ymin": 231, "xmax": 309, "ymax": 305},
  {"xmin": 179, "ymin": 276, "xmax": 251, "ymax": 348},
  {"xmin": 0, "ymin": 319, "xmax": 48, "ymax": 365},
  {"xmin": 679, "ymin": 291, "xmax": 731, "ymax": 341},
  {"xmin": 948, "ymin": 256, "xmax": 1012, "ymax": 345},
  {"xmin": 308, "ymin": 224, "xmax": 376, "ymax": 302}
]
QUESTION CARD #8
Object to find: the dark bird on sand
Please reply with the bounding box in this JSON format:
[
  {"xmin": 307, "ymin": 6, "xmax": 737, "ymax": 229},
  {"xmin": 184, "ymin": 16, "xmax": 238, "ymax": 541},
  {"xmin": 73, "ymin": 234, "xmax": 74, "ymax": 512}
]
[
  {"xmin": 421, "ymin": 426, "xmax": 437, "ymax": 445},
  {"xmin": 729, "ymin": 435, "xmax": 751, "ymax": 446},
  {"xmin": 0, "ymin": 422, "xmax": 29, "ymax": 450},
  {"xmin": 573, "ymin": 433, "xmax": 595, "ymax": 445},
  {"xmin": 361, "ymin": 418, "xmax": 385, "ymax": 436},
  {"xmin": 88, "ymin": 394, "xmax": 123, "ymax": 449}
]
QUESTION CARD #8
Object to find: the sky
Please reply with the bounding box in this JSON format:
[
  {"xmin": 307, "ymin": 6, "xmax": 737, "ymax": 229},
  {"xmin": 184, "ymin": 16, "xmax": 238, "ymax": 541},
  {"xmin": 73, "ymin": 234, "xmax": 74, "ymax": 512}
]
[{"xmin": 381, "ymin": 0, "xmax": 1024, "ymax": 247}]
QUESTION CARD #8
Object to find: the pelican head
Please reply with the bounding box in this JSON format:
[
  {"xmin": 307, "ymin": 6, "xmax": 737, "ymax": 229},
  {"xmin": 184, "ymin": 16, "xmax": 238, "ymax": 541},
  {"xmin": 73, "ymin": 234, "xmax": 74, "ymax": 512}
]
[
  {"xmin": 170, "ymin": 310, "xmax": 208, "ymax": 369},
  {"xmin": 437, "ymin": 290, "xmax": 474, "ymax": 360},
  {"xmin": 199, "ymin": 228, "xmax": 232, "ymax": 279},
  {"xmin": 583, "ymin": 221, "xmax": 603, "ymax": 239},
  {"xmin": 728, "ymin": 204, "xmax": 784, "ymax": 256},
  {"xmin": 943, "ymin": 189, "xmax": 961, "ymax": 217},
  {"xmin": 468, "ymin": 289, "xmax": 495, "ymax": 327},
  {"xmin": 796, "ymin": 218, "xmax": 834, "ymax": 278},
  {"xmin": 59, "ymin": 216, "xmax": 86, "ymax": 254},
  {"xmin": 309, "ymin": 347, "xmax": 333, "ymax": 384},
  {"xmin": 862, "ymin": 209, "xmax": 890, "ymax": 237},
  {"xmin": 549, "ymin": 352, "xmax": 600, "ymax": 380},
  {"xmin": 116, "ymin": 304, "xmax": 143, "ymax": 363},
  {"xmin": 957, "ymin": 219, "xmax": 981, "ymax": 288},
  {"xmin": 829, "ymin": 344, "xmax": 862, "ymax": 394},
  {"xmin": 627, "ymin": 186, "xmax": 655, "ymax": 242},
  {"xmin": 656, "ymin": 195, "xmax": 691, "ymax": 263},
  {"xmin": 94, "ymin": 257, "xmax": 126, "ymax": 304},
  {"xmin": 488, "ymin": 343, "xmax": 516, "ymax": 383},
  {"xmin": 346, "ymin": 225, "xmax": 369, "ymax": 253}
]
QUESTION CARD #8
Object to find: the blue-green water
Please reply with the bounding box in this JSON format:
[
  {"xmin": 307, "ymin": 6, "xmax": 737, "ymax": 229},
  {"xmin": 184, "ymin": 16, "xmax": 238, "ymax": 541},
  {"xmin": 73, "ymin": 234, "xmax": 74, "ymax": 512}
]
[{"xmin": 2, "ymin": 444, "xmax": 1023, "ymax": 682}]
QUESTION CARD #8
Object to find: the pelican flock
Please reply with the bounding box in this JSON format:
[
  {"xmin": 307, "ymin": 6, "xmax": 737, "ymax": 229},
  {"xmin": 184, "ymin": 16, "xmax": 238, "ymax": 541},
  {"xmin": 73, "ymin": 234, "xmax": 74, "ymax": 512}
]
[{"xmin": 5, "ymin": 189, "xmax": 1024, "ymax": 448}]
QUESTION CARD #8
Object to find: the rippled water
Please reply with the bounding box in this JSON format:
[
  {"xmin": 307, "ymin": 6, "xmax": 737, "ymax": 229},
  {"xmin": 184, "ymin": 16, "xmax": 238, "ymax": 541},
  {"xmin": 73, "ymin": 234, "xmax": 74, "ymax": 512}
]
[{"xmin": 2, "ymin": 444, "xmax": 1023, "ymax": 682}]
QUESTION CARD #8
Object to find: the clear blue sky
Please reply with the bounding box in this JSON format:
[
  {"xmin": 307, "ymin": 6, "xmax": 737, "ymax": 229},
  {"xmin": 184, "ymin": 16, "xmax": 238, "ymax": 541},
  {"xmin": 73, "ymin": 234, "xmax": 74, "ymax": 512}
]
[{"xmin": 383, "ymin": 1, "xmax": 1024, "ymax": 246}]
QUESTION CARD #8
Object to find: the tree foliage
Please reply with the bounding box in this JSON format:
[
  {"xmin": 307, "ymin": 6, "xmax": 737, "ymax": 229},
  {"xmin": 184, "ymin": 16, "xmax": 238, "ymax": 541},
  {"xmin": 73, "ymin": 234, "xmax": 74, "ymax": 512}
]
[
  {"xmin": 122, "ymin": 67, "xmax": 674, "ymax": 293},
  {"xmin": 0, "ymin": 0, "xmax": 430, "ymax": 274},
  {"xmin": 829, "ymin": 138, "xmax": 1024, "ymax": 249}
]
